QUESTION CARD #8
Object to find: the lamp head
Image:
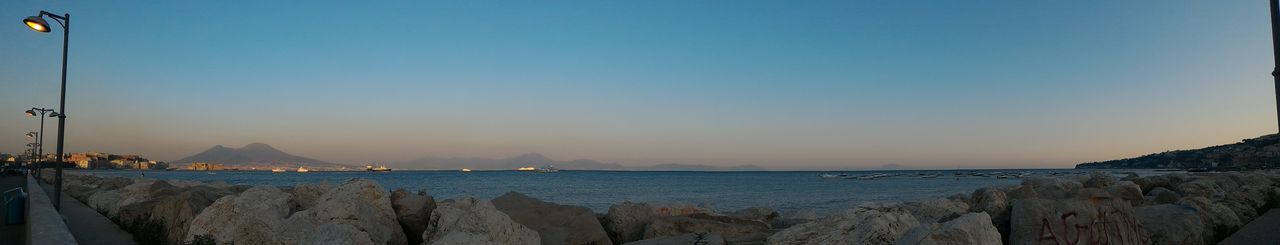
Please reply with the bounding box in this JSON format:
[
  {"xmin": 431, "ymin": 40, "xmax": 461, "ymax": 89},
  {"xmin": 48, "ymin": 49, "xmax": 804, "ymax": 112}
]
[
  {"xmin": 23, "ymin": 15, "xmax": 49, "ymax": 33},
  {"xmin": 48, "ymin": 112, "xmax": 60, "ymax": 118},
  {"xmin": 25, "ymin": 109, "xmax": 36, "ymax": 117}
]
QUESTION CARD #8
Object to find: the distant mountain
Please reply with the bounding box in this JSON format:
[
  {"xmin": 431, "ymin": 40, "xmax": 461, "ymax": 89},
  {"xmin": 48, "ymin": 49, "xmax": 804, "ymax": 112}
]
[
  {"xmin": 174, "ymin": 143, "xmax": 350, "ymax": 170},
  {"xmin": 390, "ymin": 153, "xmax": 764, "ymax": 171},
  {"xmin": 1076, "ymin": 134, "xmax": 1280, "ymax": 170}
]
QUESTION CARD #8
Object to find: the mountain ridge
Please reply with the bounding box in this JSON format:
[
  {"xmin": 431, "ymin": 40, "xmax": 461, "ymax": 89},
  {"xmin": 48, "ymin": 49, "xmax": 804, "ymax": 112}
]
[{"xmin": 173, "ymin": 143, "xmax": 351, "ymax": 170}]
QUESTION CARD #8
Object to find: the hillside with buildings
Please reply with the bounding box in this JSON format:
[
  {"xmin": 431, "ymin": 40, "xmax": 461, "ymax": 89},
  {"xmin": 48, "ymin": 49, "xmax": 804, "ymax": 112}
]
[{"xmin": 1076, "ymin": 134, "xmax": 1280, "ymax": 170}]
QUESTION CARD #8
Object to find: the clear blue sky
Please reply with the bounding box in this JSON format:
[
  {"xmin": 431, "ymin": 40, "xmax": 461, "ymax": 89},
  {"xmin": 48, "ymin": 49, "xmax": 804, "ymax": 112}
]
[{"xmin": 1, "ymin": 1, "xmax": 1275, "ymax": 169}]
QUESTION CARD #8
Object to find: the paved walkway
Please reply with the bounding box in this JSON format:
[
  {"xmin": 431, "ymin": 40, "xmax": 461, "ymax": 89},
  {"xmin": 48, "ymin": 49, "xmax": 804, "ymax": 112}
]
[
  {"xmin": 1220, "ymin": 208, "xmax": 1280, "ymax": 245},
  {"xmin": 38, "ymin": 180, "xmax": 136, "ymax": 245},
  {"xmin": 0, "ymin": 175, "xmax": 27, "ymax": 245}
]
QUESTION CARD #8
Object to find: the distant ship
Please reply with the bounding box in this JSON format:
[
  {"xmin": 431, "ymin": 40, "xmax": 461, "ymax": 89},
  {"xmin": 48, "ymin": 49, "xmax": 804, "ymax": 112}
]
[
  {"xmin": 296, "ymin": 167, "xmax": 309, "ymax": 173},
  {"xmin": 366, "ymin": 165, "xmax": 392, "ymax": 172},
  {"xmin": 516, "ymin": 166, "xmax": 537, "ymax": 171},
  {"xmin": 271, "ymin": 168, "xmax": 286, "ymax": 173},
  {"xmin": 535, "ymin": 166, "xmax": 560, "ymax": 173},
  {"xmin": 461, "ymin": 168, "xmax": 472, "ymax": 172}
]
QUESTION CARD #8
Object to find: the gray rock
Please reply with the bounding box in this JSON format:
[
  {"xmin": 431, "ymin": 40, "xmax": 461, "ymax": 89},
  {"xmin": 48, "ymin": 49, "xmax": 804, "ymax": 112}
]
[
  {"xmin": 1083, "ymin": 171, "xmax": 1118, "ymax": 188},
  {"xmin": 643, "ymin": 213, "xmax": 769, "ymax": 244},
  {"xmin": 285, "ymin": 179, "xmax": 407, "ymax": 245},
  {"xmin": 601, "ymin": 201, "xmax": 716, "ymax": 244},
  {"xmin": 767, "ymin": 203, "xmax": 920, "ymax": 245},
  {"xmin": 901, "ymin": 198, "xmax": 969, "ymax": 223},
  {"xmin": 624, "ymin": 233, "xmax": 725, "ymax": 245},
  {"xmin": 1009, "ymin": 198, "xmax": 1146, "ymax": 245},
  {"xmin": 895, "ymin": 212, "xmax": 1001, "ymax": 245},
  {"xmin": 390, "ymin": 188, "xmax": 436, "ymax": 245},
  {"xmin": 185, "ymin": 186, "xmax": 292, "ymax": 244},
  {"xmin": 1178, "ymin": 196, "xmax": 1242, "ymax": 241},
  {"xmin": 1136, "ymin": 204, "xmax": 1206, "ymax": 245},
  {"xmin": 288, "ymin": 181, "xmax": 331, "ymax": 213},
  {"xmin": 424, "ymin": 197, "xmax": 540, "ymax": 245},
  {"xmin": 492, "ymin": 192, "xmax": 612, "ymax": 245},
  {"xmin": 968, "ymin": 187, "xmax": 1010, "ymax": 242},
  {"xmin": 1106, "ymin": 181, "xmax": 1143, "ymax": 207},
  {"xmin": 1146, "ymin": 187, "xmax": 1182, "ymax": 204}
]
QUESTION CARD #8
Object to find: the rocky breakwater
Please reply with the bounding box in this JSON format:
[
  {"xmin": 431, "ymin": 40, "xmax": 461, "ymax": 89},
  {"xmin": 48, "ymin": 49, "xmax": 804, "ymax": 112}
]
[
  {"xmin": 53, "ymin": 170, "xmax": 1280, "ymax": 245},
  {"xmin": 766, "ymin": 170, "xmax": 1280, "ymax": 245}
]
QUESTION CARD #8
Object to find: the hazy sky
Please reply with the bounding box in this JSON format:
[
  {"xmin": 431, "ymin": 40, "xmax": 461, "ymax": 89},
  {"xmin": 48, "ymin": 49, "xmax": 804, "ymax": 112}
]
[{"xmin": 1, "ymin": 1, "xmax": 1276, "ymax": 169}]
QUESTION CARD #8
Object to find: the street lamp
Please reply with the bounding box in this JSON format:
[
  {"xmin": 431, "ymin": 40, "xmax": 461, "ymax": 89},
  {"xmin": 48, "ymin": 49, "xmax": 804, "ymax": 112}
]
[
  {"xmin": 22, "ymin": 10, "xmax": 71, "ymax": 211},
  {"xmin": 25, "ymin": 133, "xmax": 38, "ymax": 171},
  {"xmin": 25, "ymin": 108, "xmax": 54, "ymax": 179}
]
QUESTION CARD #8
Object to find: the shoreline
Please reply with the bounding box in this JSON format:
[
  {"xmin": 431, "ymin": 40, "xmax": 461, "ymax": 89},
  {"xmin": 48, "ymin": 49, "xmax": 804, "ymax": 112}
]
[{"xmin": 46, "ymin": 170, "xmax": 1280, "ymax": 244}]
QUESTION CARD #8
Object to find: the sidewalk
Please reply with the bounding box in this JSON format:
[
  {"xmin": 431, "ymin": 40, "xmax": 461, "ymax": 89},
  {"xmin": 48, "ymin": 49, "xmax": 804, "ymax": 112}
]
[
  {"xmin": 38, "ymin": 180, "xmax": 135, "ymax": 245},
  {"xmin": 1220, "ymin": 208, "xmax": 1280, "ymax": 245}
]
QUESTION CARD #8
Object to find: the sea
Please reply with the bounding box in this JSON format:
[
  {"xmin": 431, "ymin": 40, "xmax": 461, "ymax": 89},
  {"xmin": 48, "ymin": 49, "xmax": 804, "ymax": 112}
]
[{"xmin": 74, "ymin": 169, "xmax": 1167, "ymax": 214}]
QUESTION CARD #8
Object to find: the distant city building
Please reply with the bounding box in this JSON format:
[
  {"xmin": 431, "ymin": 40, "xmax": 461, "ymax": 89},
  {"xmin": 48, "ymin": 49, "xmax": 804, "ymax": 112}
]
[{"xmin": 186, "ymin": 162, "xmax": 225, "ymax": 171}]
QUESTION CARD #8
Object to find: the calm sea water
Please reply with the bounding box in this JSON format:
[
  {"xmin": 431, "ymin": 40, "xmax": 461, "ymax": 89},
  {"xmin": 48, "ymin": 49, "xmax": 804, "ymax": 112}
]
[{"xmin": 74, "ymin": 169, "xmax": 1155, "ymax": 214}]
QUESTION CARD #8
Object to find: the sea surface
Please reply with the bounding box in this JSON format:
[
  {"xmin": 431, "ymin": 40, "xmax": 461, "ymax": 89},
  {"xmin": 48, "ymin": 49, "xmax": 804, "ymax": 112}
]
[{"xmin": 74, "ymin": 169, "xmax": 1166, "ymax": 214}]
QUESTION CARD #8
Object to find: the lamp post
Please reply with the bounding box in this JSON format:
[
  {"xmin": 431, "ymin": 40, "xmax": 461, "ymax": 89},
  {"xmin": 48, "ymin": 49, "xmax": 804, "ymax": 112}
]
[
  {"xmin": 22, "ymin": 10, "xmax": 70, "ymax": 211},
  {"xmin": 1272, "ymin": 0, "xmax": 1280, "ymax": 132},
  {"xmin": 25, "ymin": 108, "xmax": 54, "ymax": 178}
]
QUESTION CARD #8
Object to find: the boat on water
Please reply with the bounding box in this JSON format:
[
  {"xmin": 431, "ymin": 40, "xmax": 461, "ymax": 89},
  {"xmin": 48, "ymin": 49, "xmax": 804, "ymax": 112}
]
[
  {"xmin": 819, "ymin": 173, "xmax": 850, "ymax": 178},
  {"xmin": 296, "ymin": 167, "xmax": 309, "ymax": 173},
  {"xmin": 366, "ymin": 165, "xmax": 392, "ymax": 172},
  {"xmin": 516, "ymin": 166, "xmax": 537, "ymax": 171},
  {"xmin": 461, "ymin": 168, "xmax": 472, "ymax": 172},
  {"xmin": 271, "ymin": 168, "xmax": 286, "ymax": 173},
  {"xmin": 535, "ymin": 166, "xmax": 560, "ymax": 173}
]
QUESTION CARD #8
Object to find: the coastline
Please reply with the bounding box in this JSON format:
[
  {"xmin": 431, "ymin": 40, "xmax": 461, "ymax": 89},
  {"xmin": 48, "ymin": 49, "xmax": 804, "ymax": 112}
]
[{"xmin": 45, "ymin": 170, "xmax": 1280, "ymax": 244}]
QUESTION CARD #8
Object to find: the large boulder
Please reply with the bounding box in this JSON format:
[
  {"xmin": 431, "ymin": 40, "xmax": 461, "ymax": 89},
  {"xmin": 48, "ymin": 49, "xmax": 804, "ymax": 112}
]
[
  {"xmin": 390, "ymin": 188, "xmax": 436, "ymax": 245},
  {"xmin": 1136, "ymin": 204, "xmax": 1206, "ymax": 245},
  {"xmin": 288, "ymin": 181, "xmax": 332, "ymax": 213},
  {"xmin": 1083, "ymin": 171, "xmax": 1118, "ymax": 188},
  {"xmin": 1021, "ymin": 177, "xmax": 1083, "ymax": 200},
  {"xmin": 185, "ymin": 186, "xmax": 292, "ymax": 244},
  {"xmin": 1009, "ymin": 198, "xmax": 1146, "ymax": 245},
  {"xmin": 1146, "ymin": 187, "xmax": 1182, "ymax": 205},
  {"xmin": 895, "ymin": 212, "xmax": 1001, "ymax": 245},
  {"xmin": 1178, "ymin": 196, "xmax": 1242, "ymax": 241},
  {"xmin": 128, "ymin": 184, "xmax": 236, "ymax": 244},
  {"xmin": 643, "ymin": 213, "xmax": 769, "ymax": 244},
  {"xmin": 1135, "ymin": 175, "xmax": 1171, "ymax": 194},
  {"xmin": 424, "ymin": 197, "xmax": 540, "ymax": 245},
  {"xmin": 1106, "ymin": 181, "xmax": 1143, "ymax": 207},
  {"xmin": 767, "ymin": 203, "xmax": 920, "ymax": 245},
  {"xmin": 624, "ymin": 233, "xmax": 725, "ymax": 245},
  {"xmin": 1175, "ymin": 180, "xmax": 1224, "ymax": 199},
  {"xmin": 285, "ymin": 179, "xmax": 407, "ymax": 245},
  {"xmin": 492, "ymin": 192, "xmax": 611, "ymax": 245},
  {"xmin": 968, "ymin": 187, "xmax": 1010, "ymax": 242},
  {"xmin": 902, "ymin": 198, "xmax": 969, "ymax": 224},
  {"xmin": 601, "ymin": 201, "xmax": 716, "ymax": 244}
]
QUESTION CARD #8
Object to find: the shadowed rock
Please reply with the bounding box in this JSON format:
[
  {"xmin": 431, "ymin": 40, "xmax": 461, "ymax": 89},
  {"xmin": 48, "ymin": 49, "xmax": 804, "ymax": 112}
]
[
  {"xmin": 492, "ymin": 192, "xmax": 611, "ymax": 245},
  {"xmin": 390, "ymin": 188, "xmax": 436, "ymax": 245}
]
